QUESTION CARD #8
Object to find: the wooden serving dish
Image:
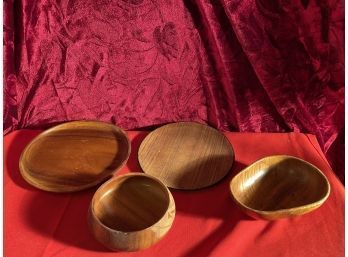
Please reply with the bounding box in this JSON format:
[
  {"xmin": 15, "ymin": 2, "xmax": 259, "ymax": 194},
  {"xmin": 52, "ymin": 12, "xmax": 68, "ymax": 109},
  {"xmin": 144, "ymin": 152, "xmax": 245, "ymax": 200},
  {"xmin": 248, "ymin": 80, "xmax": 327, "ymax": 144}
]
[
  {"xmin": 19, "ymin": 121, "xmax": 131, "ymax": 192},
  {"xmin": 138, "ymin": 122, "xmax": 234, "ymax": 190},
  {"xmin": 88, "ymin": 173, "xmax": 175, "ymax": 251},
  {"xmin": 230, "ymin": 155, "xmax": 330, "ymax": 220}
]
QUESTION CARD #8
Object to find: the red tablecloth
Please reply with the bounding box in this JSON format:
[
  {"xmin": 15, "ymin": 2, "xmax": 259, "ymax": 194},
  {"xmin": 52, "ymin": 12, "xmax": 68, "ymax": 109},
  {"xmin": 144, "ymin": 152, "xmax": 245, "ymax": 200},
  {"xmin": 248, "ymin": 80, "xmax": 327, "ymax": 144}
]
[{"xmin": 4, "ymin": 130, "xmax": 344, "ymax": 257}]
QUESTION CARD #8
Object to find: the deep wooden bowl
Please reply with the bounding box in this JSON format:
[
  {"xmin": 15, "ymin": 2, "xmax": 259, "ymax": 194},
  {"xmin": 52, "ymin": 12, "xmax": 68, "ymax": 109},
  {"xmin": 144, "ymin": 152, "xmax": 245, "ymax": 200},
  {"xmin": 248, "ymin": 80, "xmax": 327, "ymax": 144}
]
[
  {"xmin": 230, "ymin": 155, "xmax": 330, "ymax": 220},
  {"xmin": 138, "ymin": 122, "xmax": 234, "ymax": 190},
  {"xmin": 88, "ymin": 173, "xmax": 176, "ymax": 251},
  {"xmin": 19, "ymin": 121, "xmax": 131, "ymax": 192}
]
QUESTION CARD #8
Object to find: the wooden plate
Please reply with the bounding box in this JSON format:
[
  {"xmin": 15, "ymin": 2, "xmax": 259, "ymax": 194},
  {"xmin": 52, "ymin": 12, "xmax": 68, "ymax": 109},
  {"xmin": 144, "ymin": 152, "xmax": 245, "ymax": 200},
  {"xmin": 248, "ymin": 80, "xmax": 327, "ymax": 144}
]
[
  {"xmin": 230, "ymin": 155, "xmax": 330, "ymax": 219},
  {"xmin": 138, "ymin": 122, "xmax": 234, "ymax": 190},
  {"xmin": 19, "ymin": 121, "xmax": 131, "ymax": 192}
]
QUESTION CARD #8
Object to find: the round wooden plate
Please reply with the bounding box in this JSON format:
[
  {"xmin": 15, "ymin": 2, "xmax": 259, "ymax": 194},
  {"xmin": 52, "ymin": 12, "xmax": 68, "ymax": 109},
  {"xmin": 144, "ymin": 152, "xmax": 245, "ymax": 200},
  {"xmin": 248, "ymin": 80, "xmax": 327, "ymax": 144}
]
[
  {"xmin": 19, "ymin": 121, "xmax": 131, "ymax": 192},
  {"xmin": 138, "ymin": 122, "xmax": 234, "ymax": 190}
]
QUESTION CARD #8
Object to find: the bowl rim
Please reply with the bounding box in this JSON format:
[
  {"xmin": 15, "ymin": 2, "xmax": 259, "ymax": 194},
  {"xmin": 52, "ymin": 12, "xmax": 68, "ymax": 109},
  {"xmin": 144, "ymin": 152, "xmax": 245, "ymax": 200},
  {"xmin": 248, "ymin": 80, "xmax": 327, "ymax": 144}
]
[
  {"xmin": 229, "ymin": 155, "xmax": 331, "ymax": 216},
  {"xmin": 19, "ymin": 120, "xmax": 131, "ymax": 192},
  {"xmin": 90, "ymin": 172, "xmax": 173, "ymax": 233}
]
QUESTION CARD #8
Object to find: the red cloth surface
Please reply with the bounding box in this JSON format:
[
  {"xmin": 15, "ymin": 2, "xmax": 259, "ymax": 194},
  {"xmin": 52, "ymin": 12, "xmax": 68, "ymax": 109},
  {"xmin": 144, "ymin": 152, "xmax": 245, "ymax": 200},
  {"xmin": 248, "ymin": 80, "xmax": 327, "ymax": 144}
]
[
  {"xmin": 3, "ymin": 0, "xmax": 344, "ymax": 180},
  {"xmin": 4, "ymin": 130, "xmax": 344, "ymax": 257}
]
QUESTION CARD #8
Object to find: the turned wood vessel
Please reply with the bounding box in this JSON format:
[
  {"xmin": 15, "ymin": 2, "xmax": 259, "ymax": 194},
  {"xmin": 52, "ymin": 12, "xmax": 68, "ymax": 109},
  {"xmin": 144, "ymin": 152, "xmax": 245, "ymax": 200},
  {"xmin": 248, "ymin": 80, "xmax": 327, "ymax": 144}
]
[
  {"xmin": 88, "ymin": 173, "xmax": 175, "ymax": 251},
  {"xmin": 19, "ymin": 121, "xmax": 130, "ymax": 192},
  {"xmin": 230, "ymin": 155, "xmax": 330, "ymax": 220},
  {"xmin": 138, "ymin": 122, "xmax": 234, "ymax": 190}
]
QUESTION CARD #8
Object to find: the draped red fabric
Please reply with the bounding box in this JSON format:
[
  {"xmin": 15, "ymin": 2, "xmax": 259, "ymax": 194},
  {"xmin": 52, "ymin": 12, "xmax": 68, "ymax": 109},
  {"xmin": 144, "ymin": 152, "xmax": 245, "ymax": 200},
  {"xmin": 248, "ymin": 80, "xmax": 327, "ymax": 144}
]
[{"xmin": 3, "ymin": 0, "xmax": 344, "ymax": 180}]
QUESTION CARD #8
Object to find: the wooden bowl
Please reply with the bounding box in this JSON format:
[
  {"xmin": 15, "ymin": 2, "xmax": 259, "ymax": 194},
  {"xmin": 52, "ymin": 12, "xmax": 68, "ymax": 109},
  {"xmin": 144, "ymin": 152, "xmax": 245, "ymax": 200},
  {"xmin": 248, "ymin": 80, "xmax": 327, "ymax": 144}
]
[
  {"xmin": 138, "ymin": 122, "xmax": 234, "ymax": 190},
  {"xmin": 88, "ymin": 173, "xmax": 176, "ymax": 251},
  {"xmin": 230, "ymin": 155, "xmax": 330, "ymax": 220},
  {"xmin": 19, "ymin": 121, "xmax": 131, "ymax": 192}
]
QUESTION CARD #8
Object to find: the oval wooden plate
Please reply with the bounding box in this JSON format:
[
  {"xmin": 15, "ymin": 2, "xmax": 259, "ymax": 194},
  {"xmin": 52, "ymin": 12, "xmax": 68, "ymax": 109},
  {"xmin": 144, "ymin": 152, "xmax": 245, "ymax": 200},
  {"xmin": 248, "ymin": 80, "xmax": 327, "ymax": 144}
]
[
  {"xmin": 138, "ymin": 122, "xmax": 234, "ymax": 190},
  {"xmin": 19, "ymin": 121, "xmax": 131, "ymax": 192}
]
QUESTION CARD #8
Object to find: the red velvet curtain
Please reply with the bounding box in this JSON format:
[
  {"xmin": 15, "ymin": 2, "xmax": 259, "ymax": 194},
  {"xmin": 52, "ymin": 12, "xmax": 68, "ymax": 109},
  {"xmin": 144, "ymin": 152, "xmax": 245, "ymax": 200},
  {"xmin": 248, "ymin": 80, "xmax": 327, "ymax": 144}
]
[{"xmin": 4, "ymin": 0, "xmax": 344, "ymax": 180}]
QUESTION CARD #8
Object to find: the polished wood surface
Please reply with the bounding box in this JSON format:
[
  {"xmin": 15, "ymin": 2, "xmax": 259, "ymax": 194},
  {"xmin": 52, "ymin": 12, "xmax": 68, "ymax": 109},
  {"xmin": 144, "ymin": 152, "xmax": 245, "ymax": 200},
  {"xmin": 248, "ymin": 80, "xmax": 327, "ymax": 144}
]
[
  {"xmin": 88, "ymin": 173, "xmax": 175, "ymax": 251},
  {"xmin": 230, "ymin": 155, "xmax": 330, "ymax": 220},
  {"xmin": 19, "ymin": 121, "xmax": 131, "ymax": 192},
  {"xmin": 138, "ymin": 122, "xmax": 234, "ymax": 190}
]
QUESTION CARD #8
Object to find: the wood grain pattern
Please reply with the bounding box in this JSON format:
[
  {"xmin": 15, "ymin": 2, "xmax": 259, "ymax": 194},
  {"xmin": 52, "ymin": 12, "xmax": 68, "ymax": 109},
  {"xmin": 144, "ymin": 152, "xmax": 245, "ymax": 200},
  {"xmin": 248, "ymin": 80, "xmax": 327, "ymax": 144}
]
[
  {"xmin": 138, "ymin": 122, "xmax": 235, "ymax": 190},
  {"xmin": 88, "ymin": 173, "xmax": 175, "ymax": 251},
  {"xmin": 19, "ymin": 121, "xmax": 131, "ymax": 192},
  {"xmin": 230, "ymin": 155, "xmax": 330, "ymax": 220}
]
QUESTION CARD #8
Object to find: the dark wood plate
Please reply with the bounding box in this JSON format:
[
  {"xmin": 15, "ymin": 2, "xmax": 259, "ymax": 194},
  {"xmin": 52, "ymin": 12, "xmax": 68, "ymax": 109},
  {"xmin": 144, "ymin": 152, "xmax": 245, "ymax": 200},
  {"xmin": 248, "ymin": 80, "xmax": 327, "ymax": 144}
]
[
  {"xmin": 138, "ymin": 122, "xmax": 234, "ymax": 190},
  {"xmin": 19, "ymin": 121, "xmax": 131, "ymax": 192}
]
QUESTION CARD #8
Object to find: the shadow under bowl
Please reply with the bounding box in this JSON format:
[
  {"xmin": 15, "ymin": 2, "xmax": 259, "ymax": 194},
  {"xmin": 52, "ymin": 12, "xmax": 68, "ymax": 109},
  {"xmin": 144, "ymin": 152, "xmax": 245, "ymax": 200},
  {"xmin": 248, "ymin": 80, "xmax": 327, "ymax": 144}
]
[
  {"xmin": 230, "ymin": 155, "xmax": 330, "ymax": 220},
  {"xmin": 88, "ymin": 173, "xmax": 176, "ymax": 251}
]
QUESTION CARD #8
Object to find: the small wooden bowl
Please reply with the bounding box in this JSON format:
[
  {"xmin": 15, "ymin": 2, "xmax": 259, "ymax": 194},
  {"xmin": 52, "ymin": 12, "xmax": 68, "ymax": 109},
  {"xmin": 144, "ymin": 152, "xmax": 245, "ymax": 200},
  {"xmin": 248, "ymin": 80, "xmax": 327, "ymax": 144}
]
[
  {"xmin": 88, "ymin": 173, "xmax": 176, "ymax": 251},
  {"xmin": 19, "ymin": 121, "xmax": 130, "ymax": 192},
  {"xmin": 230, "ymin": 155, "xmax": 330, "ymax": 220}
]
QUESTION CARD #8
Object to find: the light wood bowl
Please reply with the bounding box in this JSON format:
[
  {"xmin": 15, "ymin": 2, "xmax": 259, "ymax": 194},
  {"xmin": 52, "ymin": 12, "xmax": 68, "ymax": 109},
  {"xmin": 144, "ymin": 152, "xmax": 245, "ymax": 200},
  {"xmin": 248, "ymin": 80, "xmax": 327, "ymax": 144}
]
[
  {"xmin": 88, "ymin": 173, "xmax": 176, "ymax": 251},
  {"xmin": 19, "ymin": 121, "xmax": 131, "ymax": 192},
  {"xmin": 138, "ymin": 122, "xmax": 234, "ymax": 190},
  {"xmin": 230, "ymin": 155, "xmax": 330, "ymax": 220}
]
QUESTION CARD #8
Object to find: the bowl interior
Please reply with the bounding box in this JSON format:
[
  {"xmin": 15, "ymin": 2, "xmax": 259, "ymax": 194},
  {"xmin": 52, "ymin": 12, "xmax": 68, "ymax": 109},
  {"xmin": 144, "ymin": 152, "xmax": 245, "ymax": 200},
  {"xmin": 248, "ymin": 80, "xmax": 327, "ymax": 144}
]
[
  {"xmin": 93, "ymin": 175, "xmax": 169, "ymax": 232},
  {"xmin": 231, "ymin": 157, "xmax": 329, "ymax": 211}
]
